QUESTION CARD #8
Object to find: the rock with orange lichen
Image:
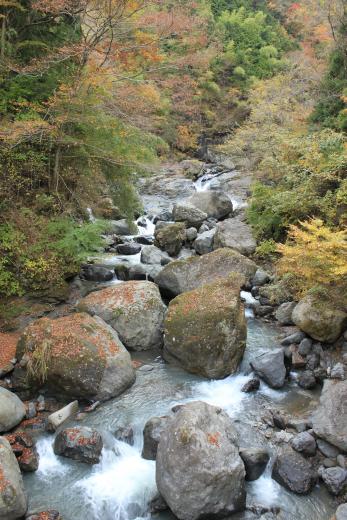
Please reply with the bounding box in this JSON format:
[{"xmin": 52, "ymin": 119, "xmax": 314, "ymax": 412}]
[
  {"xmin": 163, "ymin": 275, "xmax": 246, "ymax": 379},
  {"xmin": 0, "ymin": 436, "xmax": 27, "ymax": 519},
  {"xmin": 15, "ymin": 313, "xmax": 135, "ymax": 402},
  {"xmin": 77, "ymin": 281, "xmax": 166, "ymax": 351},
  {"xmin": 26, "ymin": 511, "xmax": 63, "ymax": 520},
  {"xmin": 53, "ymin": 426, "xmax": 102, "ymax": 464}
]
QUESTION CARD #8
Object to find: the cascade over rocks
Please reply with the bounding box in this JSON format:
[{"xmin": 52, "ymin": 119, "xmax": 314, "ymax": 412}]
[
  {"xmin": 312, "ymin": 380, "xmax": 347, "ymax": 452},
  {"xmin": 0, "ymin": 388, "xmax": 26, "ymax": 433},
  {"xmin": 155, "ymin": 248, "xmax": 257, "ymax": 297},
  {"xmin": 213, "ymin": 216, "xmax": 256, "ymax": 256},
  {"xmin": 292, "ymin": 295, "xmax": 347, "ymax": 343},
  {"xmin": 78, "ymin": 281, "xmax": 166, "ymax": 351},
  {"xmin": 163, "ymin": 276, "xmax": 246, "ymax": 379},
  {"xmin": 188, "ymin": 190, "xmax": 233, "ymax": 220},
  {"xmin": 16, "ymin": 313, "xmax": 135, "ymax": 401},
  {"xmin": 156, "ymin": 401, "xmax": 246, "ymax": 520},
  {"xmin": 53, "ymin": 426, "xmax": 103, "ymax": 464},
  {"xmin": 0, "ymin": 436, "xmax": 27, "ymax": 520}
]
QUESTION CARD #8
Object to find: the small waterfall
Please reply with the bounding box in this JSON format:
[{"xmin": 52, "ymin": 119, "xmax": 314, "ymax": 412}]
[
  {"xmin": 36, "ymin": 438, "xmax": 68, "ymax": 478},
  {"xmin": 135, "ymin": 216, "xmax": 155, "ymax": 236},
  {"xmin": 86, "ymin": 207, "xmax": 96, "ymax": 223}
]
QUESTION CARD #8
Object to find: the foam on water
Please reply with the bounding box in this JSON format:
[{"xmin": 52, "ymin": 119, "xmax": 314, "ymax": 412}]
[
  {"xmin": 36, "ymin": 438, "xmax": 68, "ymax": 478},
  {"xmin": 76, "ymin": 439, "xmax": 157, "ymax": 520},
  {"xmin": 135, "ymin": 216, "xmax": 155, "ymax": 236},
  {"xmin": 248, "ymin": 469, "xmax": 281, "ymax": 507}
]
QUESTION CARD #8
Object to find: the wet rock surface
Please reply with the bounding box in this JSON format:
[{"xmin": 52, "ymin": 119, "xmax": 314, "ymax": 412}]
[
  {"xmin": 272, "ymin": 447, "xmax": 317, "ymax": 494},
  {"xmin": 0, "ymin": 436, "xmax": 28, "ymax": 519},
  {"xmin": 250, "ymin": 349, "xmax": 286, "ymax": 389},
  {"xmin": 239, "ymin": 448, "xmax": 269, "ymax": 481},
  {"xmin": 53, "ymin": 426, "xmax": 103, "ymax": 464}
]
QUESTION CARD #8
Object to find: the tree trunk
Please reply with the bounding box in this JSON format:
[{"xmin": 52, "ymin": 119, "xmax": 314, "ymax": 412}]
[
  {"xmin": 1, "ymin": 16, "xmax": 6, "ymax": 62},
  {"xmin": 52, "ymin": 145, "xmax": 61, "ymax": 193}
]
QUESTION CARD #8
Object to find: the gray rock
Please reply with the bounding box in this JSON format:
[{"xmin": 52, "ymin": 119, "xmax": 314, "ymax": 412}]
[
  {"xmin": 336, "ymin": 504, "xmax": 347, "ymax": 520},
  {"xmin": 140, "ymin": 245, "xmax": 170, "ymax": 265},
  {"xmin": 163, "ymin": 276, "xmax": 246, "ymax": 379},
  {"xmin": 298, "ymin": 338, "xmax": 312, "ymax": 356},
  {"xmin": 156, "ymin": 401, "xmax": 246, "ymax": 520},
  {"xmin": 173, "ymin": 203, "xmax": 207, "ymax": 228},
  {"xmin": 47, "ymin": 401, "xmax": 79, "ymax": 432},
  {"xmin": 250, "ymin": 349, "xmax": 286, "ymax": 389},
  {"xmin": 337, "ymin": 455, "xmax": 346, "ymax": 469},
  {"xmin": 116, "ymin": 243, "xmax": 142, "ymax": 255},
  {"xmin": 154, "ymin": 222, "xmax": 186, "ymax": 257},
  {"xmin": 108, "ymin": 219, "xmax": 136, "ymax": 236},
  {"xmin": 275, "ymin": 302, "xmax": 297, "ymax": 326},
  {"xmin": 0, "ymin": 388, "xmax": 26, "ymax": 433},
  {"xmin": 78, "ymin": 281, "xmax": 166, "ymax": 351},
  {"xmin": 331, "ymin": 363, "xmax": 345, "ymax": 380},
  {"xmin": 252, "ymin": 269, "xmax": 270, "ymax": 286},
  {"xmin": 316, "ymin": 439, "xmax": 340, "ymax": 459},
  {"xmin": 186, "ymin": 227, "xmax": 198, "ymax": 242},
  {"xmin": 54, "ymin": 426, "xmax": 103, "ymax": 464},
  {"xmin": 291, "ymin": 432, "xmax": 316, "ymax": 456},
  {"xmin": 312, "ymin": 380, "xmax": 347, "ymax": 452},
  {"xmin": 188, "ymin": 190, "xmax": 233, "ymax": 220},
  {"xmin": 239, "ymin": 448, "xmax": 269, "ymax": 481},
  {"xmin": 193, "ymin": 228, "xmax": 216, "ymax": 255},
  {"xmin": 80, "ymin": 264, "xmax": 114, "ymax": 282},
  {"xmin": 241, "ymin": 378, "xmax": 260, "ymax": 393},
  {"xmin": 298, "ymin": 371, "xmax": 316, "ymax": 390},
  {"xmin": 155, "ymin": 248, "xmax": 257, "ymax": 297},
  {"xmin": 213, "ymin": 217, "xmax": 256, "ymax": 256},
  {"xmin": 0, "ymin": 437, "xmax": 27, "ymax": 519},
  {"xmin": 320, "ymin": 467, "xmax": 347, "ymax": 495},
  {"xmin": 272, "ymin": 447, "xmax": 316, "ymax": 494},
  {"xmin": 114, "ymin": 426, "xmax": 134, "ymax": 446},
  {"xmin": 142, "ymin": 416, "xmax": 171, "ymax": 460},
  {"xmin": 292, "ymin": 295, "xmax": 347, "ymax": 343},
  {"xmin": 281, "ymin": 331, "xmax": 306, "ymax": 345}
]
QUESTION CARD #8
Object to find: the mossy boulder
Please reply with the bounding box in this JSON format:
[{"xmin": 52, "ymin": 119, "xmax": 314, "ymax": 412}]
[
  {"xmin": 154, "ymin": 222, "xmax": 186, "ymax": 256},
  {"xmin": 163, "ymin": 276, "xmax": 246, "ymax": 379},
  {"xmin": 78, "ymin": 281, "xmax": 166, "ymax": 350},
  {"xmin": 258, "ymin": 280, "xmax": 293, "ymax": 306},
  {"xmin": 292, "ymin": 294, "xmax": 347, "ymax": 343},
  {"xmin": 16, "ymin": 313, "xmax": 135, "ymax": 401},
  {"xmin": 155, "ymin": 248, "xmax": 257, "ymax": 297}
]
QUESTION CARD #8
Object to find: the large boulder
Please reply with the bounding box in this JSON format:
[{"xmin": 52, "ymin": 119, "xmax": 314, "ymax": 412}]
[
  {"xmin": 272, "ymin": 447, "xmax": 317, "ymax": 494},
  {"xmin": 0, "ymin": 388, "xmax": 26, "ymax": 433},
  {"xmin": 188, "ymin": 191, "xmax": 233, "ymax": 220},
  {"xmin": 53, "ymin": 426, "xmax": 103, "ymax": 464},
  {"xmin": 312, "ymin": 380, "xmax": 347, "ymax": 452},
  {"xmin": 213, "ymin": 217, "xmax": 256, "ymax": 256},
  {"xmin": 0, "ymin": 436, "xmax": 27, "ymax": 519},
  {"xmin": 193, "ymin": 228, "xmax": 216, "ymax": 255},
  {"xmin": 154, "ymin": 223, "xmax": 186, "ymax": 257},
  {"xmin": 172, "ymin": 203, "xmax": 207, "ymax": 228},
  {"xmin": 163, "ymin": 276, "xmax": 246, "ymax": 379},
  {"xmin": 155, "ymin": 248, "xmax": 257, "ymax": 297},
  {"xmin": 156, "ymin": 401, "xmax": 246, "ymax": 520},
  {"xmin": 108, "ymin": 219, "xmax": 137, "ymax": 236},
  {"xmin": 250, "ymin": 349, "xmax": 286, "ymax": 389},
  {"xmin": 78, "ymin": 281, "xmax": 166, "ymax": 351},
  {"xmin": 292, "ymin": 295, "xmax": 347, "ymax": 343},
  {"xmin": 16, "ymin": 313, "xmax": 135, "ymax": 401},
  {"xmin": 140, "ymin": 245, "xmax": 170, "ymax": 265}
]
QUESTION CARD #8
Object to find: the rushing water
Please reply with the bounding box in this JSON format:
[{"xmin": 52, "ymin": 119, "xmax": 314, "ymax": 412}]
[{"xmin": 23, "ymin": 164, "xmax": 336, "ymax": 519}]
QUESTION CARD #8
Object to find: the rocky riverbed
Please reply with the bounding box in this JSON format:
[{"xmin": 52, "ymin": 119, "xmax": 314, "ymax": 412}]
[{"xmin": 0, "ymin": 157, "xmax": 347, "ymax": 520}]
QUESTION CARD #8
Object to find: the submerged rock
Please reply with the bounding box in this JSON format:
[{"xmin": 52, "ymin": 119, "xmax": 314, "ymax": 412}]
[
  {"xmin": 272, "ymin": 447, "xmax": 316, "ymax": 494},
  {"xmin": 188, "ymin": 190, "xmax": 233, "ymax": 220},
  {"xmin": 163, "ymin": 276, "xmax": 246, "ymax": 379},
  {"xmin": 155, "ymin": 248, "xmax": 257, "ymax": 297},
  {"xmin": 250, "ymin": 349, "xmax": 286, "ymax": 389},
  {"xmin": 312, "ymin": 380, "xmax": 347, "ymax": 452},
  {"xmin": 16, "ymin": 313, "xmax": 135, "ymax": 401},
  {"xmin": 241, "ymin": 378, "xmax": 260, "ymax": 393},
  {"xmin": 0, "ymin": 388, "xmax": 26, "ymax": 433},
  {"xmin": 156, "ymin": 401, "xmax": 246, "ymax": 520},
  {"xmin": 213, "ymin": 217, "xmax": 256, "ymax": 256},
  {"xmin": 78, "ymin": 281, "xmax": 166, "ymax": 351},
  {"xmin": 292, "ymin": 295, "xmax": 347, "ymax": 343},
  {"xmin": 54, "ymin": 426, "xmax": 103, "ymax": 464},
  {"xmin": 0, "ymin": 436, "xmax": 27, "ymax": 519}
]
